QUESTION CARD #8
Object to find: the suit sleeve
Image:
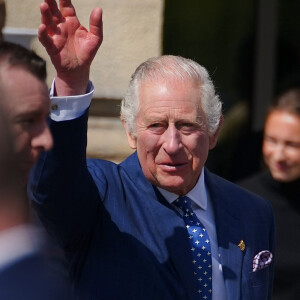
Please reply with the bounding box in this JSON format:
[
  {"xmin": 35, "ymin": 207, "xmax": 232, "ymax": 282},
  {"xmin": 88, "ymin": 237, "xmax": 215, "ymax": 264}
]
[{"xmin": 28, "ymin": 110, "xmax": 101, "ymax": 250}]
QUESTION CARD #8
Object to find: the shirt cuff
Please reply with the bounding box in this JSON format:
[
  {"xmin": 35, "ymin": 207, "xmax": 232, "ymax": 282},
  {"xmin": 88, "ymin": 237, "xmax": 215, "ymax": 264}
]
[{"xmin": 49, "ymin": 80, "xmax": 94, "ymax": 121}]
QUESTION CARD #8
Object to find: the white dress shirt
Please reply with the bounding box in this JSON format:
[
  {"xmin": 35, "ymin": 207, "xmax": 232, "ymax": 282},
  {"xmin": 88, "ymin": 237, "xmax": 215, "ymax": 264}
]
[
  {"xmin": 49, "ymin": 80, "xmax": 94, "ymax": 121},
  {"xmin": 0, "ymin": 224, "xmax": 43, "ymax": 271},
  {"xmin": 49, "ymin": 81, "xmax": 228, "ymax": 299}
]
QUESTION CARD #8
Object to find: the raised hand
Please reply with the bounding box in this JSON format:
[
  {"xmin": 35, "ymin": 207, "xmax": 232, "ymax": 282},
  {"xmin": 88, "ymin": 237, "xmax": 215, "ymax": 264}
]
[{"xmin": 38, "ymin": 0, "xmax": 103, "ymax": 95}]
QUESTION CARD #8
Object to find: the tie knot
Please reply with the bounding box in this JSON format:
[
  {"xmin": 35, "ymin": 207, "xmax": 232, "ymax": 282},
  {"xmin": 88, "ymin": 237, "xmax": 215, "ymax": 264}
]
[{"xmin": 174, "ymin": 196, "xmax": 193, "ymax": 213}]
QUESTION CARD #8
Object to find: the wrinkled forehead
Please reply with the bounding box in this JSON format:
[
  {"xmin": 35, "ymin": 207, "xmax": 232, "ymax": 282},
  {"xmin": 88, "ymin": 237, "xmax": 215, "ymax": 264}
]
[
  {"xmin": 137, "ymin": 73, "xmax": 202, "ymax": 99},
  {"xmin": 137, "ymin": 77, "xmax": 205, "ymax": 119},
  {"xmin": 138, "ymin": 75, "xmax": 202, "ymax": 101},
  {"xmin": 138, "ymin": 69, "xmax": 201, "ymax": 88}
]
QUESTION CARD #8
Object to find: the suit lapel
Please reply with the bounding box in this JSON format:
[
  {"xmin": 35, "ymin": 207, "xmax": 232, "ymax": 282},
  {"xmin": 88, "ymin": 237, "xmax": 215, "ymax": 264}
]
[
  {"xmin": 205, "ymin": 169, "xmax": 245, "ymax": 300},
  {"xmin": 153, "ymin": 190, "xmax": 200, "ymax": 300},
  {"xmin": 139, "ymin": 178, "xmax": 200, "ymax": 299},
  {"xmin": 121, "ymin": 153, "xmax": 199, "ymax": 299}
]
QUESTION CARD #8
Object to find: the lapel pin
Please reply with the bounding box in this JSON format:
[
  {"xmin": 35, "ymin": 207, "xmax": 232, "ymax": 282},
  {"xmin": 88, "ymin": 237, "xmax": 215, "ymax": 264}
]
[{"xmin": 238, "ymin": 240, "xmax": 245, "ymax": 251}]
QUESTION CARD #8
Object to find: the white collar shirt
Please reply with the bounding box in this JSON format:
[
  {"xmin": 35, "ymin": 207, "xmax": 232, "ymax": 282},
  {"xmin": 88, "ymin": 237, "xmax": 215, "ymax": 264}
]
[{"xmin": 0, "ymin": 224, "xmax": 43, "ymax": 272}]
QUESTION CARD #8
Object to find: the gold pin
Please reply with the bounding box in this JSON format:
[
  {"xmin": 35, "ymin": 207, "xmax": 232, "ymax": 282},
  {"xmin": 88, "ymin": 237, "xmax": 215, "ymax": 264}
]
[{"xmin": 238, "ymin": 240, "xmax": 245, "ymax": 251}]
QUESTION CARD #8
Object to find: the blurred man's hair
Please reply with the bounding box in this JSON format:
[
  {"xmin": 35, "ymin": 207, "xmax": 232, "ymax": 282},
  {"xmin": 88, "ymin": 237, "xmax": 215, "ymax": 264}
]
[{"xmin": 0, "ymin": 41, "xmax": 47, "ymax": 81}]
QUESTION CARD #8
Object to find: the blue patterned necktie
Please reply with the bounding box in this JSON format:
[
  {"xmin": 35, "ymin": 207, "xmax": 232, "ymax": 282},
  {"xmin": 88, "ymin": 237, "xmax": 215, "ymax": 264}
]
[{"xmin": 174, "ymin": 196, "xmax": 212, "ymax": 299}]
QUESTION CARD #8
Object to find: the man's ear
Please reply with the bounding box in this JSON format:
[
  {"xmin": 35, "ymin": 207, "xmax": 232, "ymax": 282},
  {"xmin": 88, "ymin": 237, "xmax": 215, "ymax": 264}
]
[
  {"xmin": 209, "ymin": 115, "xmax": 223, "ymax": 150},
  {"xmin": 122, "ymin": 120, "xmax": 137, "ymax": 149}
]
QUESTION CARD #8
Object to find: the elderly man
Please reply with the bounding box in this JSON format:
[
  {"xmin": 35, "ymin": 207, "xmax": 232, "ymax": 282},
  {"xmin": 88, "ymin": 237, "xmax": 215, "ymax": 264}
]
[
  {"xmin": 29, "ymin": 1, "xmax": 275, "ymax": 299},
  {"xmin": 0, "ymin": 41, "xmax": 72, "ymax": 299}
]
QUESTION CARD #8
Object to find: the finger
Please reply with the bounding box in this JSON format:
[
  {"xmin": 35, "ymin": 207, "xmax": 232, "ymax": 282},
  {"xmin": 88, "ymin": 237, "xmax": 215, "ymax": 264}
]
[
  {"xmin": 45, "ymin": 0, "xmax": 59, "ymax": 13},
  {"xmin": 59, "ymin": 0, "xmax": 76, "ymax": 17},
  {"xmin": 38, "ymin": 23, "xmax": 52, "ymax": 48},
  {"xmin": 89, "ymin": 7, "xmax": 103, "ymax": 40},
  {"xmin": 38, "ymin": 24, "xmax": 58, "ymax": 55},
  {"xmin": 45, "ymin": 0, "xmax": 63, "ymax": 23},
  {"xmin": 40, "ymin": 2, "xmax": 58, "ymax": 34}
]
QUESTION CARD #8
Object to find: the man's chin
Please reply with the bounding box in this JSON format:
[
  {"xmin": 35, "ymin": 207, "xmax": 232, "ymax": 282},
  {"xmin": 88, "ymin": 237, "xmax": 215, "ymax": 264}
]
[{"xmin": 156, "ymin": 178, "xmax": 192, "ymax": 195}]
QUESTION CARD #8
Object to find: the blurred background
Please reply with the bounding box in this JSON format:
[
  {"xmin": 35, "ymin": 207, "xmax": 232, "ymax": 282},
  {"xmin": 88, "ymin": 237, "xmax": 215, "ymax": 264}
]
[{"xmin": 4, "ymin": 0, "xmax": 300, "ymax": 181}]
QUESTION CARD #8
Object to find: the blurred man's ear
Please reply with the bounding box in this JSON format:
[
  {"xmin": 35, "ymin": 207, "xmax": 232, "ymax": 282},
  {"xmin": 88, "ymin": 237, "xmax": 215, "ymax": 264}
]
[
  {"xmin": 209, "ymin": 115, "xmax": 223, "ymax": 150},
  {"xmin": 122, "ymin": 121, "xmax": 137, "ymax": 149}
]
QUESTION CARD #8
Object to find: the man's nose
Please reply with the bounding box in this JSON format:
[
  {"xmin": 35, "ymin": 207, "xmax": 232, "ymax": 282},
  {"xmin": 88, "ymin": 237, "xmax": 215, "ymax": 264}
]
[
  {"xmin": 32, "ymin": 122, "xmax": 53, "ymax": 151},
  {"xmin": 162, "ymin": 125, "xmax": 182, "ymax": 154}
]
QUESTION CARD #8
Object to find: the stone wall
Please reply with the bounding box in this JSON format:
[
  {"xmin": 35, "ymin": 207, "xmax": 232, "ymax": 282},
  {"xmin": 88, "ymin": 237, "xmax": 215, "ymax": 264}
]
[{"xmin": 5, "ymin": 0, "xmax": 164, "ymax": 99}]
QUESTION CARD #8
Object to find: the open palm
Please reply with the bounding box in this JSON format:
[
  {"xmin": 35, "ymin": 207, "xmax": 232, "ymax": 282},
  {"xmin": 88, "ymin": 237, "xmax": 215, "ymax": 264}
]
[{"xmin": 39, "ymin": 0, "xmax": 103, "ymax": 75}]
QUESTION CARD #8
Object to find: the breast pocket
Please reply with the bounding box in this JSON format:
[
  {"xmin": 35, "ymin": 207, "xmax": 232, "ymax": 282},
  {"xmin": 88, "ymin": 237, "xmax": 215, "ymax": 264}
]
[{"xmin": 250, "ymin": 267, "xmax": 271, "ymax": 299}]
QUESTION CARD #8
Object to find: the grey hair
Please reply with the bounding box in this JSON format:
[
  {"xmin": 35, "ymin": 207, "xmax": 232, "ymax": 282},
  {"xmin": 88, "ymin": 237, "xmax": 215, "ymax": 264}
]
[{"xmin": 121, "ymin": 55, "xmax": 222, "ymax": 136}]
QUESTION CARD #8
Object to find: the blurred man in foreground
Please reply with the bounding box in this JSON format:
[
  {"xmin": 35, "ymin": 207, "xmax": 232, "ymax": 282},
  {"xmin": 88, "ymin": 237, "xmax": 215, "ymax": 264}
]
[{"xmin": 0, "ymin": 41, "xmax": 72, "ymax": 299}]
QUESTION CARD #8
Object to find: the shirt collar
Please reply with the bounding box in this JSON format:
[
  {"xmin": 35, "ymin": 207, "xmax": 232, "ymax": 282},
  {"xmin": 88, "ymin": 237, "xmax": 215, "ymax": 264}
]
[
  {"xmin": 157, "ymin": 168, "xmax": 207, "ymax": 210},
  {"xmin": 0, "ymin": 224, "xmax": 43, "ymax": 271}
]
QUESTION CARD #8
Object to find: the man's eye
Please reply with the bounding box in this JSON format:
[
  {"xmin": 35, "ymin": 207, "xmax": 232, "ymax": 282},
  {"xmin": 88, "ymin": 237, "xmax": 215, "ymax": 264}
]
[
  {"xmin": 21, "ymin": 119, "xmax": 35, "ymax": 125},
  {"xmin": 180, "ymin": 123, "xmax": 196, "ymax": 132},
  {"xmin": 182, "ymin": 123, "xmax": 193, "ymax": 127},
  {"xmin": 148, "ymin": 123, "xmax": 166, "ymax": 133},
  {"xmin": 18, "ymin": 117, "xmax": 40, "ymax": 127},
  {"xmin": 150, "ymin": 123, "xmax": 160, "ymax": 128},
  {"xmin": 150, "ymin": 123, "xmax": 162, "ymax": 128}
]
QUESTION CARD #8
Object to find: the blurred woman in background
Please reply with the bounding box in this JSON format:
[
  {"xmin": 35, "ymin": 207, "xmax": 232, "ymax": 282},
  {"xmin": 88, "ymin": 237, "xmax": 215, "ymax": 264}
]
[{"xmin": 239, "ymin": 87, "xmax": 300, "ymax": 300}]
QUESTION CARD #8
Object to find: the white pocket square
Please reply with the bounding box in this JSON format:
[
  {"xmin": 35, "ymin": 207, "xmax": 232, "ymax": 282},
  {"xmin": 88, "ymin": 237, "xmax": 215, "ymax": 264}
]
[{"xmin": 252, "ymin": 250, "xmax": 273, "ymax": 272}]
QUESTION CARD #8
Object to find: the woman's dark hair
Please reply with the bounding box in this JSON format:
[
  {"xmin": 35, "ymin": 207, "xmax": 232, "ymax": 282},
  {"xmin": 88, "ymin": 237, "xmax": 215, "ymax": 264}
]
[{"xmin": 270, "ymin": 88, "xmax": 300, "ymax": 117}]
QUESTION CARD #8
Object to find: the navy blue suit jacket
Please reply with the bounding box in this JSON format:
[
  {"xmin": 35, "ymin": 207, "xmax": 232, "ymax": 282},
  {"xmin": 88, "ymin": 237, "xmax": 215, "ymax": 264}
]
[
  {"xmin": 0, "ymin": 252, "xmax": 73, "ymax": 300},
  {"xmin": 29, "ymin": 111, "xmax": 275, "ymax": 300}
]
